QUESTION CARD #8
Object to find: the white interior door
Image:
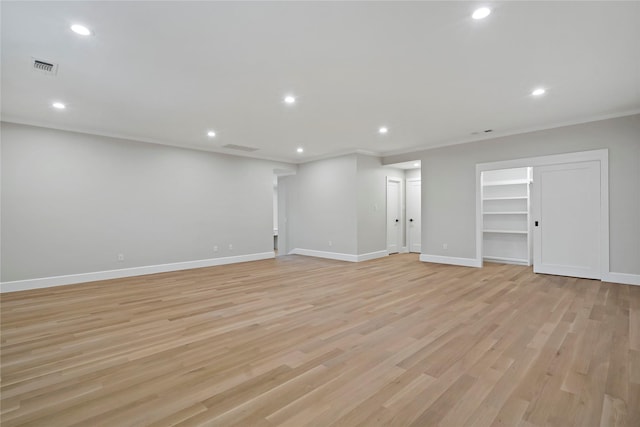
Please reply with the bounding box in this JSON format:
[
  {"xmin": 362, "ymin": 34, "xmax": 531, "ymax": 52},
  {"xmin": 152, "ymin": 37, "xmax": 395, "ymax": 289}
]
[
  {"xmin": 387, "ymin": 178, "xmax": 401, "ymax": 254},
  {"xmin": 406, "ymin": 178, "xmax": 421, "ymax": 253},
  {"xmin": 533, "ymin": 161, "xmax": 600, "ymax": 279}
]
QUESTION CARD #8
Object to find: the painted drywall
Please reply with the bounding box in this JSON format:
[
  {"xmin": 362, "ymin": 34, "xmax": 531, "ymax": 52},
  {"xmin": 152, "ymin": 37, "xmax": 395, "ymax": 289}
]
[
  {"xmin": 285, "ymin": 153, "xmax": 404, "ymax": 257},
  {"xmin": 273, "ymin": 176, "xmax": 278, "ymax": 234},
  {"xmin": 276, "ymin": 176, "xmax": 289, "ymax": 255},
  {"xmin": 357, "ymin": 155, "xmax": 404, "ymax": 255},
  {"xmin": 405, "ymin": 168, "xmax": 421, "ymax": 180},
  {"xmin": 383, "ymin": 114, "xmax": 640, "ymax": 275},
  {"xmin": 1, "ymin": 122, "xmax": 294, "ymax": 282},
  {"xmin": 287, "ymin": 154, "xmax": 358, "ymax": 255},
  {"xmin": 482, "ymin": 167, "xmax": 528, "ymax": 183}
]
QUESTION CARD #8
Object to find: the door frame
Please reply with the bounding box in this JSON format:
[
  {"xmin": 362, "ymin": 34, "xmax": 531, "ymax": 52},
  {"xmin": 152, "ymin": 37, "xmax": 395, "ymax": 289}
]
[
  {"xmin": 475, "ymin": 149, "xmax": 609, "ymax": 279},
  {"xmin": 386, "ymin": 176, "xmax": 403, "ymax": 254}
]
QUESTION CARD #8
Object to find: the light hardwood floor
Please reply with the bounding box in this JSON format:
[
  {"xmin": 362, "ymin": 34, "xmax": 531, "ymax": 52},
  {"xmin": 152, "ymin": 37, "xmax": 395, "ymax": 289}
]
[{"xmin": 1, "ymin": 254, "xmax": 639, "ymax": 427}]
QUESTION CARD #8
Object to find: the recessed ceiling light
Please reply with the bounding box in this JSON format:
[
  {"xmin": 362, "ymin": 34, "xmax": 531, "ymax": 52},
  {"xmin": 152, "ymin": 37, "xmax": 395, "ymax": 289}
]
[
  {"xmin": 52, "ymin": 102, "xmax": 66, "ymax": 109},
  {"xmin": 413, "ymin": 162, "xmax": 420, "ymax": 167},
  {"xmin": 378, "ymin": 127, "xmax": 389, "ymax": 134},
  {"xmin": 472, "ymin": 7, "xmax": 491, "ymax": 20},
  {"xmin": 70, "ymin": 24, "xmax": 91, "ymax": 36},
  {"xmin": 207, "ymin": 130, "xmax": 216, "ymax": 137},
  {"xmin": 297, "ymin": 147, "xmax": 304, "ymax": 153},
  {"xmin": 531, "ymin": 88, "xmax": 546, "ymax": 96},
  {"xmin": 284, "ymin": 95, "xmax": 296, "ymax": 104}
]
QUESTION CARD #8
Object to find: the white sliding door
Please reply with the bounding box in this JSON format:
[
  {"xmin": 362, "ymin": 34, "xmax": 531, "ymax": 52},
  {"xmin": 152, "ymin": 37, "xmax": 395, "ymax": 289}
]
[{"xmin": 532, "ymin": 161, "xmax": 600, "ymax": 279}]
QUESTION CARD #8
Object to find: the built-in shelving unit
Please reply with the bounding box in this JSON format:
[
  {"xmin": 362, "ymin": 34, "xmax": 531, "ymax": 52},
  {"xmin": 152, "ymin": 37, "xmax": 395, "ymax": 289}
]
[{"xmin": 482, "ymin": 167, "xmax": 532, "ymax": 266}]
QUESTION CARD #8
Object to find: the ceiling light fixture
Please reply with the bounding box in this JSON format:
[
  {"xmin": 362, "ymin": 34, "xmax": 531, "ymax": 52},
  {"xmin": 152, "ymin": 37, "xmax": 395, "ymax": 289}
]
[
  {"xmin": 70, "ymin": 24, "xmax": 91, "ymax": 36},
  {"xmin": 297, "ymin": 147, "xmax": 304, "ymax": 153},
  {"xmin": 531, "ymin": 88, "xmax": 546, "ymax": 96},
  {"xmin": 52, "ymin": 102, "xmax": 66, "ymax": 109},
  {"xmin": 413, "ymin": 162, "xmax": 420, "ymax": 167},
  {"xmin": 284, "ymin": 95, "xmax": 296, "ymax": 104},
  {"xmin": 207, "ymin": 130, "xmax": 216, "ymax": 137},
  {"xmin": 378, "ymin": 127, "xmax": 389, "ymax": 134},
  {"xmin": 472, "ymin": 7, "xmax": 491, "ymax": 20}
]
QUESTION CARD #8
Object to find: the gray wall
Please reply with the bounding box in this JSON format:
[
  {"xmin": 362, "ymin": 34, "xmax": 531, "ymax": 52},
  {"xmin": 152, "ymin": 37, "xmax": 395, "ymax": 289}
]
[
  {"xmin": 1, "ymin": 122, "xmax": 294, "ymax": 282},
  {"xmin": 357, "ymin": 155, "xmax": 404, "ymax": 255},
  {"xmin": 288, "ymin": 154, "xmax": 358, "ymax": 255},
  {"xmin": 286, "ymin": 153, "xmax": 405, "ymax": 256},
  {"xmin": 384, "ymin": 114, "xmax": 640, "ymax": 275}
]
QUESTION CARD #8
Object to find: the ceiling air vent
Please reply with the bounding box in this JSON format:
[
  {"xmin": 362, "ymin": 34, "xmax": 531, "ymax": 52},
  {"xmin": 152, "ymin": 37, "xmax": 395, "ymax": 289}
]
[
  {"xmin": 222, "ymin": 144, "xmax": 259, "ymax": 152},
  {"xmin": 31, "ymin": 58, "xmax": 58, "ymax": 75}
]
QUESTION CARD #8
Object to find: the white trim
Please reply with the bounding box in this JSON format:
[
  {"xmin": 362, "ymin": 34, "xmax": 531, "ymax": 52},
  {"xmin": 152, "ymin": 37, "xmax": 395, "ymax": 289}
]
[
  {"xmin": 357, "ymin": 250, "xmax": 389, "ymax": 262},
  {"xmin": 602, "ymin": 272, "xmax": 640, "ymax": 286},
  {"xmin": 420, "ymin": 254, "xmax": 482, "ymax": 268},
  {"xmin": 400, "ymin": 246, "xmax": 409, "ymax": 254},
  {"xmin": 381, "ymin": 109, "xmax": 640, "ymax": 159},
  {"xmin": 301, "ymin": 149, "xmax": 382, "ymax": 164},
  {"xmin": 288, "ymin": 248, "xmax": 389, "ymax": 263},
  {"xmin": 475, "ymin": 149, "xmax": 609, "ymax": 281},
  {"xmin": 1, "ymin": 119, "xmax": 295, "ymax": 164},
  {"xmin": 0, "ymin": 252, "xmax": 275, "ymax": 293},
  {"xmin": 288, "ymin": 248, "xmax": 358, "ymax": 262}
]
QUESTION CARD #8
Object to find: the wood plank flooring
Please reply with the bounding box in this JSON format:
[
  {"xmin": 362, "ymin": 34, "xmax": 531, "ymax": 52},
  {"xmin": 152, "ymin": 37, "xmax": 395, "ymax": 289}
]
[{"xmin": 1, "ymin": 254, "xmax": 639, "ymax": 426}]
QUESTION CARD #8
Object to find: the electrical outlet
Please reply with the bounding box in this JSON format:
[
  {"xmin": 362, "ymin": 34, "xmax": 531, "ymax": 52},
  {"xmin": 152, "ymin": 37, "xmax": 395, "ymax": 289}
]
[
  {"xmin": 117, "ymin": 253, "xmax": 125, "ymax": 262},
  {"xmin": 328, "ymin": 240, "xmax": 332, "ymax": 247},
  {"xmin": 443, "ymin": 243, "xmax": 448, "ymax": 250},
  {"xmin": 228, "ymin": 244, "xmax": 233, "ymax": 250},
  {"xmin": 213, "ymin": 245, "xmax": 218, "ymax": 252}
]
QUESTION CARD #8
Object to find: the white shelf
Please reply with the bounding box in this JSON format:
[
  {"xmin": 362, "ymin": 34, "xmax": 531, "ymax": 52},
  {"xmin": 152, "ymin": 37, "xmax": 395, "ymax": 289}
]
[
  {"xmin": 483, "ymin": 229, "xmax": 528, "ymax": 234},
  {"xmin": 481, "ymin": 167, "xmax": 532, "ymax": 266},
  {"xmin": 482, "ymin": 179, "xmax": 530, "ymax": 186},
  {"xmin": 483, "ymin": 196, "xmax": 528, "ymax": 201},
  {"xmin": 482, "ymin": 211, "xmax": 528, "ymax": 215}
]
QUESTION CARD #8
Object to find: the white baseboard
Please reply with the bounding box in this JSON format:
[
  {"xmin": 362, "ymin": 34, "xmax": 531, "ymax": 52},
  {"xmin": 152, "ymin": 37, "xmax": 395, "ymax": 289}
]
[
  {"xmin": 288, "ymin": 248, "xmax": 358, "ymax": 262},
  {"xmin": 602, "ymin": 272, "xmax": 640, "ymax": 286},
  {"xmin": 400, "ymin": 246, "xmax": 409, "ymax": 254},
  {"xmin": 0, "ymin": 252, "xmax": 276, "ymax": 293},
  {"xmin": 288, "ymin": 248, "xmax": 389, "ymax": 263},
  {"xmin": 420, "ymin": 254, "xmax": 482, "ymax": 268},
  {"xmin": 357, "ymin": 250, "xmax": 389, "ymax": 262}
]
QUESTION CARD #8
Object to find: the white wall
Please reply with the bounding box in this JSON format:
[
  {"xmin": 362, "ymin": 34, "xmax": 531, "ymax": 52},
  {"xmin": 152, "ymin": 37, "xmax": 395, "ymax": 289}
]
[
  {"xmin": 482, "ymin": 167, "xmax": 528, "ymax": 183},
  {"xmin": 383, "ymin": 114, "xmax": 640, "ymax": 275},
  {"xmin": 1, "ymin": 122, "xmax": 294, "ymax": 283},
  {"xmin": 405, "ymin": 168, "xmax": 421, "ymax": 181}
]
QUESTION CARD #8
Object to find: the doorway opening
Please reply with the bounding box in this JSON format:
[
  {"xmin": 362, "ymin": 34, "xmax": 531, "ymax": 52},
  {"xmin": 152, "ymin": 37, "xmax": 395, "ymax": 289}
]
[
  {"xmin": 481, "ymin": 167, "xmax": 532, "ymax": 266},
  {"xmin": 274, "ymin": 168, "xmax": 296, "ymax": 257},
  {"xmin": 272, "ymin": 175, "xmax": 278, "ymax": 254},
  {"xmin": 384, "ymin": 160, "xmax": 422, "ymax": 255}
]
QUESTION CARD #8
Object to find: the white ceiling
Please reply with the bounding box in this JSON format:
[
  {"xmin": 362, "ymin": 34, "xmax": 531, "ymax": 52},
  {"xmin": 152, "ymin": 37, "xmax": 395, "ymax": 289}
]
[{"xmin": 2, "ymin": 1, "xmax": 639, "ymax": 164}]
